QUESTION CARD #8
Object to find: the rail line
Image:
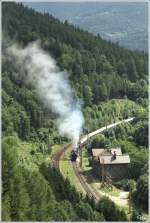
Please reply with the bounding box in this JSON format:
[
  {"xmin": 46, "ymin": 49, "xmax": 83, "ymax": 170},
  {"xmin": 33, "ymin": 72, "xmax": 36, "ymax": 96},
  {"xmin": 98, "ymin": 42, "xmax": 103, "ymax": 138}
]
[
  {"xmin": 72, "ymin": 161, "xmax": 100, "ymax": 202},
  {"xmin": 52, "ymin": 143, "xmax": 71, "ymax": 169},
  {"xmin": 52, "ymin": 117, "xmax": 134, "ymax": 202},
  {"xmin": 52, "ymin": 143, "xmax": 101, "ymax": 202}
]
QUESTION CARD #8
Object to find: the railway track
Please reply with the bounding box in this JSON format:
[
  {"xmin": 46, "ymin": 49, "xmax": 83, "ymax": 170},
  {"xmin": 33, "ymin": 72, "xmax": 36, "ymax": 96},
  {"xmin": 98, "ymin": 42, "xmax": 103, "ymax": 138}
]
[
  {"xmin": 52, "ymin": 117, "xmax": 134, "ymax": 202},
  {"xmin": 52, "ymin": 143, "xmax": 71, "ymax": 169},
  {"xmin": 72, "ymin": 161, "xmax": 100, "ymax": 202},
  {"xmin": 52, "ymin": 143, "xmax": 100, "ymax": 202}
]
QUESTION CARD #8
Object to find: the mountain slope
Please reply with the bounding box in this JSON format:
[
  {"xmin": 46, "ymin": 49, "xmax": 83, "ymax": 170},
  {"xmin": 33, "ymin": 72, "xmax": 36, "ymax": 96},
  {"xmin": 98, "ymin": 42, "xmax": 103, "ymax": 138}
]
[
  {"xmin": 23, "ymin": 2, "xmax": 148, "ymax": 51},
  {"xmin": 2, "ymin": 2, "xmax": 148, "ymax": 221},
  {"xmin": 2, "ymin": 2, "xmax": 148, "ymax": 107}
]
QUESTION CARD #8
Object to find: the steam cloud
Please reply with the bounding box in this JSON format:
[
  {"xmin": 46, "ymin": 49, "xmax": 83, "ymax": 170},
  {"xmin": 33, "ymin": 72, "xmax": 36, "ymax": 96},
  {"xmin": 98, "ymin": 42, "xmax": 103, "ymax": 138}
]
[{"xmin": 7, "ymin": 41, "xmax": 84, "ymax": 147}]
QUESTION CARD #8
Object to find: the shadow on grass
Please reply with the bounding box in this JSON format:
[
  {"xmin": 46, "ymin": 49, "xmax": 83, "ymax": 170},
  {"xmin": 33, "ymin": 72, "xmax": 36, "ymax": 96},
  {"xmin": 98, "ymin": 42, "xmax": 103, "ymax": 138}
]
[{"xmin": 82, "ymin": 169, "xmax": 100, "ymax": 184}]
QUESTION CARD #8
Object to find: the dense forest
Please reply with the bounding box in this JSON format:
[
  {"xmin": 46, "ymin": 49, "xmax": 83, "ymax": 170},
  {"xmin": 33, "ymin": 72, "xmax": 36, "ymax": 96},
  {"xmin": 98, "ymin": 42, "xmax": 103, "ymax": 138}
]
[
  {"xmin": 2, "ymin": 2, "xmax": 148, "ymax": 221},
  {"xmin": 23, "ymin": 2, "xmax": 148, "ymax": 51}
]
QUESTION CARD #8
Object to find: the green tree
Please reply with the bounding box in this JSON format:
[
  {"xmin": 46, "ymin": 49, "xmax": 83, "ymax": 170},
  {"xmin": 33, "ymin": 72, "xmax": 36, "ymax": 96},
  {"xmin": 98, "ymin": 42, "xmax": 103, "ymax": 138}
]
[
  {"xmin": 59, "ymin": 53, "xmax": 73, "ymax": 70},
  {"xmin": 133, "ymin": 174, "xmax": 148, "ymax": 211},
  {"xmin": 134, "ymin": 122, "xmax": 148, "ymax": 147},
  {"xmin": 96, "ymin": 196, "xmax": 127, "ymax": 221},
  {"xmin": 83, "ymin": 85, "xmax": 93, "ymax": 106},
  {"xmin": 126, "ymin": 59, "xmax": 138, "ymax": 81},
  {"xmin": 2, "ymin": 137, "xmax": 30, "ymax": 221},
  {"xmin": 2, "ymin": 194, "xmax": 11, "ymax": 221},
  {"xmin": 75, "ymin": 201, "xmax": 100, "ymax": 221},
  {"xmin": 117, "ymin": 60, "xmax": 127, "ymax": 76}
]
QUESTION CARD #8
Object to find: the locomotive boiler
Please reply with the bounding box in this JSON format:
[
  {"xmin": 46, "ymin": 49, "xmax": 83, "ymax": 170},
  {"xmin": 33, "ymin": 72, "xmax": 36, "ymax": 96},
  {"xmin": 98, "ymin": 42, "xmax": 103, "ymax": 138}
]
[{"xmin": 70, "ymin": 141, "xmax": 81, "ymax": 161}]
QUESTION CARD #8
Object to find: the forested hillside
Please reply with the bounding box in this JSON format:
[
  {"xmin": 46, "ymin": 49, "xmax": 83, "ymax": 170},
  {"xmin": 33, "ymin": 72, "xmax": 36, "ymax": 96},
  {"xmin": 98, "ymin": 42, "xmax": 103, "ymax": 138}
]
[
  {"xmin": 23, "ymin": 2, "xmax": 148, "ymax": 51},
  {"xmin": 2, "ymin": 2, "xmax": 148, "ymax": 221}
]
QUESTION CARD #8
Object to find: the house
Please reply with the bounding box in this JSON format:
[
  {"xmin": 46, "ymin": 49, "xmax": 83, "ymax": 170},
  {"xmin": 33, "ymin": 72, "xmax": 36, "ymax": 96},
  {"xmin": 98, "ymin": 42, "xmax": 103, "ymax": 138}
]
[{"xmin": 92, "ymin": 148, "xmax": 130, "ymax": 181}]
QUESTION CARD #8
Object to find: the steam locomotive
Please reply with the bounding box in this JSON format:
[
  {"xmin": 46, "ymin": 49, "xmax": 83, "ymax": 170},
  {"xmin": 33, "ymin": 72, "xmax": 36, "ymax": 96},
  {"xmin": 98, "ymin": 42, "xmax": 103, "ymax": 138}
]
[
  {"xmin": 70, "ymin": 141, "xmax": 81, "ymax": 161},
  {"xmin": 70, "ymin": 150, "xmax": 78, "ymax": 161}
]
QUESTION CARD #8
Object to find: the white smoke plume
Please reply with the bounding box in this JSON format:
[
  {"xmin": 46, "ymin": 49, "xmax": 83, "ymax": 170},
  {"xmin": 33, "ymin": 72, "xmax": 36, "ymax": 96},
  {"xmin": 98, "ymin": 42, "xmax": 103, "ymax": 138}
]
[{"xmin": 7, "ymin": 41, "xmax": 84, "ymax": 147}]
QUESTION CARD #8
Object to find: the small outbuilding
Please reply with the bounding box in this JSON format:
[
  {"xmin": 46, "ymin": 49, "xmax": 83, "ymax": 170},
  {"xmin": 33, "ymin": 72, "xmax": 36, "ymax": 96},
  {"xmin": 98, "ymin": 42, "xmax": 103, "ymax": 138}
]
[{"xmin": 92, "ymin": 148, "xmax": 130, "ymax": 181}]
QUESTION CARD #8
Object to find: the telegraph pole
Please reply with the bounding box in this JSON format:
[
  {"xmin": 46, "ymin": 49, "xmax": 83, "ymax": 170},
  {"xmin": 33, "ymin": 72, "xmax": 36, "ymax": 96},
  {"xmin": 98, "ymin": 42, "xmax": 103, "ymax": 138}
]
[
  {"xmin": 80, "ymin": 148, "xmax": 82, "ymax": 168},
  {"xmin": 101, "ymin": 158, "xmax": 105, "ymax": 187},
  {"xmin": 129, "ymin": 187, "xmax": 132, "ymax": 221}
]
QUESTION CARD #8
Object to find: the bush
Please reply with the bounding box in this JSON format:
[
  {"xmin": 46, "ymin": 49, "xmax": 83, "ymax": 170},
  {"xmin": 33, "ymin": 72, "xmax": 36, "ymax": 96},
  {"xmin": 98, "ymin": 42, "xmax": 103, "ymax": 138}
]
[
  {"xmin": 113, "ymin": 179, "xmax": 136, "ymax": 192},
  {"xmin": 113, "ymin": 179, "xmax": 129, "ymax": 191},
  {"xmin": 30, "ymin": 150, "xmax": 35, "ymax": 155},
  {"xmin": 88, "ymin": 157, "xmax": 92, "ymax": 166},
  {"xmin": 131, "ymin": 209, "xmax": 142, "ymax": 221},
  {"xmin": 133, "ymin": 174, "xmax": 148, "ymax": 211},
  {"xmin": 96, "ymin": 196, "xmax": 127, "ymax": 221},
  {"xmin": 75, "ymin": 201, "xmax": 92, "ymax": 220}
]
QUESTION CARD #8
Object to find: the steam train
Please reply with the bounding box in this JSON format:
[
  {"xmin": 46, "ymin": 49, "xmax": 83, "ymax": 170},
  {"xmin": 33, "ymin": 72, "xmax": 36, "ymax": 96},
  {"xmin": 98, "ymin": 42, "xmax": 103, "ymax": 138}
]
[
  {"xmin": 70, "ymin": 142, "xmax": 81, "ymax": 161},
  {"xmin": 70, "ymin": 150, "xmax": 78, "ymax": 161}
]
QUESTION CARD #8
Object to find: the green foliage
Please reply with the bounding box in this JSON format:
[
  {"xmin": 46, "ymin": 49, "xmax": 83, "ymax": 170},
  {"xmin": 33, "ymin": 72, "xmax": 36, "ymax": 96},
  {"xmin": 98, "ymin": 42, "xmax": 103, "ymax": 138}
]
[
  {"xmin": 2, "ymin": 2, "xmax": 148, "ymax": 221},
  {"xmin": 90, "ymin": 135, "xmax": 111, "ymax": 150},
  {"xmin": 2, "ymin": 98, "xmax": 30, "ymax": 140},
  {"xmin": 2, "ymin": 73, "xmax": 66, "ymax": 145},
  {"xmin": 119, "ymin": 140, "xmax": 148, "ymax": 180},
  {"xmin": 52, "ymin": 201, "xmax": 77, "ymax": 221},
  {"xmin": 97, "ymin": 196, "xmax": 127, "ymax": 221},
  {"xmin": 2, "ymin": 136, "xmax": 105, "ymax": 221},
  {"xmin": 2, "ymin": 194, "xmax": 11, "ymax": 221},
  {"xmin": 131, "ymin": 209, "xmax": 142, "ymax": 221},
  {"xmin": 75, "ymin": 201, "xmax": 93, "ymax": 220},
  {"xmin": 83, "ymin": 99, "xmax": 142, "ymax": 133},
  {"xmin": 83, "ymin": 85, "xmax": 93, "ymax": 106},
  {"xmin": 113, "ymin": 179, "xmax": 136, "ymax": 192},
  {"xmin": 133, "ymin": 174, "xmax": 148, "ymax": 211},
  {"xmin": 2, "ymin": 137, "xmax": 30, "ymax": 221},
  {"xmin": 2, "ymin": 2, "xmax": 148, "ymax": 109},
  {"xmin": 126, "ymin": 58, "xmax": 138, "ymax": 81},
  {"xmin": 40, "ymin": 164, "xmax": 81, "ymax": 204},
  {"xmin": 134, "ymin": 121, "xmax": 148, "ymax": 147}
]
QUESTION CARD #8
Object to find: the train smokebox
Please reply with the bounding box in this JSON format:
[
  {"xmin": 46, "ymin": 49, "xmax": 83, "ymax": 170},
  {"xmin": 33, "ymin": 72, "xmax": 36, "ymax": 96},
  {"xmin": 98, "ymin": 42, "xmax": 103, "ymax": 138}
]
[{"xmin": 70, "ymin": 150, "xmax": 78, "ymax": 161}]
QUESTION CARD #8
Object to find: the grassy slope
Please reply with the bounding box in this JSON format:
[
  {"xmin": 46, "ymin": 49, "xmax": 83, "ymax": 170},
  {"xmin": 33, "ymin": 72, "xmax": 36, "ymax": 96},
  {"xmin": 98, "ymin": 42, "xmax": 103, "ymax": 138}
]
[
  {"xmin": 18, "ymin": 141, "xmax": 62, "ymax": 171},
  {"xmin": 18, "ymin": 141, "xmax": 46, "ymax": 171},
  {"xmin": 16, "ymin": 136, "xmax": 85, "ymax": 194},
  {"xmin": 59, "ymin": 145, "xmax": 85, "ymax": 194}
]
